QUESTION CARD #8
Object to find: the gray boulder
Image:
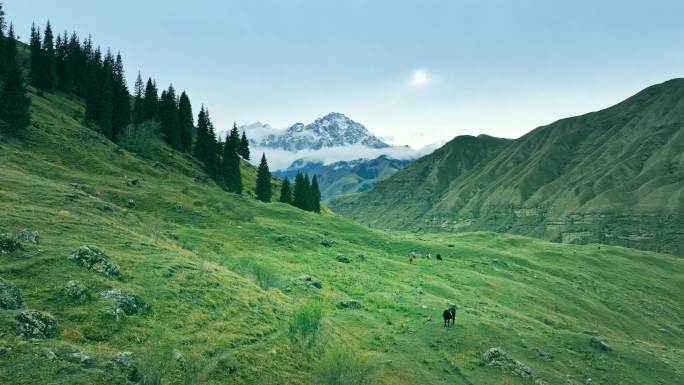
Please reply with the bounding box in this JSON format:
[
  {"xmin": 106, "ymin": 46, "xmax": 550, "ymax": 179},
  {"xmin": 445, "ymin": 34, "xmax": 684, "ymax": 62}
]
[
  {"xmin": 0, "ymin": 277, "xmax": 25, "ymax": 309},
  {"xmin": 69, "ymin": 245, "xmax": 121, "ymax": 278},
  {"xmin": 66, "ymin": 351, "xmax": 93, "ymax": 366},
  {"xmin": 336, "ymin": 255, "xmax": 351, "ymax": 264},
  {"xmin": 321, "ymin": 239, "xmax": 335, "ymax": 247},
  {"xmin": 301, "ymin": 274, "xmax": 322, "ymax": 288},
  {"xmin": 63, "ymin": 280, "xmax": 88, "ymax": 301},
  {"xmin": 0, "ymin": 233, "xmax": 21, "ymax": 253},
  {"xmin": 100, "ymin": 289, "xmax": 147, "ymax": 315},
  {"xmin": 482, "ymin": 347, "xmax": 532, "ymax": 378},
  {"xmin": 16, "ymin": 229, "xmax": 39, "ymax": 244},
  {"xmin": 338, "ymin": 299, "xmax": 362, "ymax": 309},
  {"xmin": 590, "ymin": 336, "xmax": 611, "ymax": 351},
  {"xmin": 15, "ymin": 310, "xmax": 59, "ymax": 339}
]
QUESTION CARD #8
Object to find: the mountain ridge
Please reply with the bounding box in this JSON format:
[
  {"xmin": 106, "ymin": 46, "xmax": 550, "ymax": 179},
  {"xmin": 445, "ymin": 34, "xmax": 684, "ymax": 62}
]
[
  {"xmin": 330, "ymin": 79, "xmax": 684, "ymax": 255},
  {"xmin": 273, "ymin": 155, "xmax": 413, "ymax": 201},
  {"xmin": 242, "ymin": 112, "xmax": 391, "ymax": 152}
]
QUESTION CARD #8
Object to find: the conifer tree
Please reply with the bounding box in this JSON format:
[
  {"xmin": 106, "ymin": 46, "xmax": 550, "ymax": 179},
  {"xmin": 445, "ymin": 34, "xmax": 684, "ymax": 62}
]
[
  {"xmin": 160, "ymin": 84, "xmax": 180, "ymax": 148},
  {"xmin": 0, "ymin": 27, "xmax": 31, "ymax": 134},
  {"xmin": 94, "ymin": 49, "xmax": 114, "ymax": 137},
  {"xmin": 132, "ymin": 73, "xmax": 144, "ymax": 124},
  {"xmin": 227, "ymin": 122, "xmax": 240, "ymax": 153},
  {"xmin": 222, "ymin": 121, "xmax": 242, "ymax": 194},
  {"xmin": 303, "ymin": 174, "xmax": 313, "ymax": 211},
  {"xmin": 239, "ymin": 131, "xmax": 250, "ymax": 160},
  {"xmin": 292, "ymin": 172, "xmax": 308, "ymax": 210},
  {"xmin": 194, "ymin": 106, "xmax": 209, "ymax": 161},
  {"xmin": 142, "ymin": 78, "xmax": 158, "ymax": 121},
  {"xmin": 111, "ymin": 53, "xmax": 130, "ymax": 141},
  {"xmin": 280, "ymin": 178, "xmax": 292, "ymax": 204},
  {"xmin": 206, "ymin": 116, "xmax": 220, "ymax": 179},
  {"xmin": 177, "ymin": 91, "xmax": 193, "ymax": 152},
  {"xmin": 29, "ymin": 23, "xmax": 42, "ymax": 88},
  {"xmin": 41, "ymin": 20, "xmax": 57, "ymax": 92},
  {"xmin": 3, "ymin": 23, "xmax": 16, "ymax": 75},
  {"xmin": 0, "ymin": 4, "xmax": 6, "ymax": 76},
  {"xmin": 310, "ymin": 175, "xmax": 321, "ymax": 213},
  {"xmin": 216, "ymin": 137, "xmax": 224, "ymax": 160},
  {"xmin": 256, "ymin": 153, "xmax": 272, "ymax": 202}
]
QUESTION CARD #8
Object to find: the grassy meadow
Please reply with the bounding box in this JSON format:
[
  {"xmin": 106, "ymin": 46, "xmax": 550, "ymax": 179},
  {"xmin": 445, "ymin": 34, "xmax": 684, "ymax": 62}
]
[{"xmin": 0, "ymin": 90, "xmax": 682, "ymax": 384}]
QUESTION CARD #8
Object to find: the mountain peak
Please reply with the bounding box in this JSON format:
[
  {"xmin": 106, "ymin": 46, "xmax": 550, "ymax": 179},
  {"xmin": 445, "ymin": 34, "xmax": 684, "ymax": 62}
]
[{"xmin": 250, "ymin": 113, "xmax": 391, "ymax": 151}]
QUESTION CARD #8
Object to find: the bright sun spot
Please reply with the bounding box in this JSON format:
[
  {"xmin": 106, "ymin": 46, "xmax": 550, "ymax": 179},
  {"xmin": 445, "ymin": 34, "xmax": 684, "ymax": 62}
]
[{"xmin": 410, "ymin": 69, "xmax": 430, "ymax": 87}]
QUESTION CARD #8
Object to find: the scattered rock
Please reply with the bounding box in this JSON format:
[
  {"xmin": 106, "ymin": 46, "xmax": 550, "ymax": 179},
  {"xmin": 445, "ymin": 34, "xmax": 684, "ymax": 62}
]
[
  {"xmin": 482, "ymin": 347, "xmax": 532, "ymax": 378},
  {"xmin": 173, "ymin": 203, "xmax": 183, "ymax": 212},
  {"xmin": 127, "ymin": 179, "xmax": 139, "ymax": 187},
  {"xmin": 321, "ymin": 239, "xmax": 335, "ymax": 247},
  {"xmin": 67, "ymin": 351, "xmax": 93, "ymax": 366},
  {"xmin": 0, "ymin": 233, "xmax": 22, "ymax": 253},
  {"xmin": 44, "ymin": 350, "xmax": 57, "ymax": 361},
  {"xmin": 100, "ymin": 289, "xmax": 147, "ymax": 315},
  {"xmin": 127, "ymin": 199, "xmax": 136, "ymax": 209},
  {"xmin": 115, "ymin": 351, "xmax": 139, "ymax": 381},
  {"xmin": 274, "ymin": 234, "xmax": 291, "ymax": 242},
  {"xmin": 338, "ymin": 300, "xmax": 362, "ymax": 309},
  {"xmin": 16, "ymin": 229, "xmax": 39, "ymax": 244},
  {"xmin": 63, "ymin": 280, "xmax": 88, "ymax": 301},
  {"xmin": 475, "ymin": 299, "xmax": 488, "ymax": 305},
  {"xmin": 282, "ymin": 286, "xmax": 292, "ymax": 293},
  {"xmin": 336, "ymin": 255, "xmax": 351, "ymax": 264},
  {"xmin": 15, "ymin": 310, "xmax": 59, "ymax": 339},
  {"xmin": 0, "ymin": 277, "xmax": 26, "ymax": 309},
  {"xmin": 300, "ymin": 274, "xmax": 323, "ymax": 288},
  {"xmin": 69, "ymin": 245, "xmax": 121, "ymax": 278},
  {"xmin": 589, "ymin": 336, "xmax": 610, "ymax": 351},
  {"xmin": 416, "ymin": 287, "xmax": 424, "ymax": 295}
]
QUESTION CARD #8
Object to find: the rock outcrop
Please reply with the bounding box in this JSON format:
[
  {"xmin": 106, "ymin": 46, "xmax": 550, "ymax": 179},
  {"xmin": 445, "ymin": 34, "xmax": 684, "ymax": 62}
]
[
  {"xmin": 15, "ymin": 310, "xmax": 59, "ymax": 339},
  {"xmin": 0, "ymin": 277, "xmax": 25, "ymax": 309},
  {"xmin": 69, "ymin": 245, "xmax": 121, "ymax": 278}
]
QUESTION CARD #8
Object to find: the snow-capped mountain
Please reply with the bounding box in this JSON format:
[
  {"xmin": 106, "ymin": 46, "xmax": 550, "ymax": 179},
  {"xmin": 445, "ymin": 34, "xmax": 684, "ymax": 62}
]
[{"xmin": 244, "ymin": 112, "xmax": 390, "ymax": 151}]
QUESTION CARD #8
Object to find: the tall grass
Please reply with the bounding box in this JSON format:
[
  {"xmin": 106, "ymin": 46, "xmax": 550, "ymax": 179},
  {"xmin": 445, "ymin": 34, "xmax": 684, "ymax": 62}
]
[
  {"xmin": 289, "ymin": 300, "xmax": 325, "ymax": 351},
  {"xmin": 315, "ymin": 346, "xmax": 374, "ymax": 385},
  {"xmin": 229, "ymin": 257, "xmax": 282, "ymax": 290}
]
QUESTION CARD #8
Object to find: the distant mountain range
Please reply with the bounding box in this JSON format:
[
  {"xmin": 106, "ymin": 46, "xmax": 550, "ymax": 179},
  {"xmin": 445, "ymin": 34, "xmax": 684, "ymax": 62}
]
[
  {"xmin": 330, "ymin": 79, "xmax": 684, "ymax": 255},
  {"xmin": 273, "ymin": 155, "xmax": 413, "ymax": 201},
  {"xmin": 236, "ymin": 112, "xmax": 391, "ymax": 152}
]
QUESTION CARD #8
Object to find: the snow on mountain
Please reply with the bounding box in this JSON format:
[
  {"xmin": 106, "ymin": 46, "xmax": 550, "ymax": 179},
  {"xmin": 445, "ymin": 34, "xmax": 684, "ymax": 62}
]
[
  {"xmin": 231, "ymin": 112, "xmax": 439, "ymax": 170},
  {"xmin": 242, "ymin": 112, "xmax": 390, "ymax": 151}
]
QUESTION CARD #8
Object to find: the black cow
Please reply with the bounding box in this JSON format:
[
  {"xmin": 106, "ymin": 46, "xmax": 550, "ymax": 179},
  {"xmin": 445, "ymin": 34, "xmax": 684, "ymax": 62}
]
[{"xmin": 443, "ymin": 305, "xmax": 456, "ymax": 327}]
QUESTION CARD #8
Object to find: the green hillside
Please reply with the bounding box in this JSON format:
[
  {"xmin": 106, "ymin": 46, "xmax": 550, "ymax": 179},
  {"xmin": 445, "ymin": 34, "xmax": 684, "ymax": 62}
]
[
  {"xmin": 0, "ymin": 83, "xmax": 683, "ymax": 385},
  {"xmin": 330, "ymin": 79, "xmax": 684, "ymax": 255}
]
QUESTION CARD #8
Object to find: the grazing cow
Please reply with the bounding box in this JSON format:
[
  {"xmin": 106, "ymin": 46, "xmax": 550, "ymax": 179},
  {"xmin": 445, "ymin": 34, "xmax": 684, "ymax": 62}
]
[
  {"xmin": 436, "ymin": 254, "xmax": 442, "ymax": 261},
  {"xmin": 426, "ymin": 253, "xmax": 431, "ymax": 259},
  {"xmin": 443, "ymin": 304, "xmax": 457, "ymax": 327}
]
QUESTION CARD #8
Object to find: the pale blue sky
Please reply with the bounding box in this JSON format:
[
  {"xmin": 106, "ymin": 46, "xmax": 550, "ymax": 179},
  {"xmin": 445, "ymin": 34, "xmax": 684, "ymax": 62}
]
[{"xmin": 8, "ymin": 0, "xmax": 684, "ymax": 147}]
